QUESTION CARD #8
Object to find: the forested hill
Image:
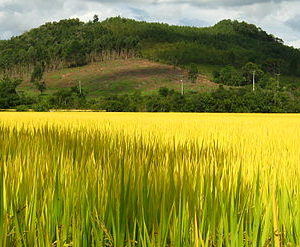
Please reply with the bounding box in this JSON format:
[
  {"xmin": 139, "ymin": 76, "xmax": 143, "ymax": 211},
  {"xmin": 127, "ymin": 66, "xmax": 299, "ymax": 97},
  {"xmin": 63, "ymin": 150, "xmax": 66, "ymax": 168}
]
[{"xmin": 1, "ymin": 16, "xmax": 300, "ymax": 77}]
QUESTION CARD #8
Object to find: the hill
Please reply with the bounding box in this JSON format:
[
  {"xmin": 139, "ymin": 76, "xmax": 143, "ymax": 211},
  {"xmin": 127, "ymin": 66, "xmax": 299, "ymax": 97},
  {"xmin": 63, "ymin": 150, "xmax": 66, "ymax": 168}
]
[
  {"xmin": 1, "ymin": 17, "xmax": 300, "ymax": 113},
  {"xmin": 1, "ymin": 17, "xmax": 300, "ymax": 79},
  {"xmin": 19, "ymin": 59, "xmax": 218, "ymax": 97}
]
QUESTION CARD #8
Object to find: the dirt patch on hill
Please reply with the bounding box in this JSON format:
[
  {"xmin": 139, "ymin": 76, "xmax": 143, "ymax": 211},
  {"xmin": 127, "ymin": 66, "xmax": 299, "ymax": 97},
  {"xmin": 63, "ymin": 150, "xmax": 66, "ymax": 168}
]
[{"xmin": 36, "ymin": 59, "xmax": 218, "ymax": 94}]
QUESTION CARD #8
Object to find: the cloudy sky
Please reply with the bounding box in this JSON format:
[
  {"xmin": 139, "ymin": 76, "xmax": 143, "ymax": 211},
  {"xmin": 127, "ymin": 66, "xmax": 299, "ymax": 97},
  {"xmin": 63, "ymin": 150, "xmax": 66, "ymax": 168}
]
[{"xmin": 1, "ymin": 0, "xmax": 300, "ymax": 48}]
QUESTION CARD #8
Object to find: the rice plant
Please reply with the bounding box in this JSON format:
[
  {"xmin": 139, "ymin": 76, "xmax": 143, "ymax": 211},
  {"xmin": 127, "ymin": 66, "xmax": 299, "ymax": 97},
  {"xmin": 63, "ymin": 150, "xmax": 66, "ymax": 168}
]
[{"xmin": 0, "ymin": 112, "xmax": 300, "ymax": 246}]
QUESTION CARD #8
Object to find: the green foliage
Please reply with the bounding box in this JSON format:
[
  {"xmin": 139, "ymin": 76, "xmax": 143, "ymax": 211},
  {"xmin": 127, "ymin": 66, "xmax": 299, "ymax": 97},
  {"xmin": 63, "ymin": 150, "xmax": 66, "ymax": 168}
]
[
  {"xmin": 1, "ymin": 16, "xmax": 300, "ymax": 80},
  {"xmin": 88, "ymin": 86, "xmax": 300, "ymax": 113},
  {"xmin": 0, "ymin": 77, "xmax": 21, "ymax": 108},
  {"xmin": 158, "ymin": 87, "xmax": 174, "ymax": 97},
  {"xmin": 101, "ymin": 94, "xmax": 143, "ymax": 112},
  {"xmin": 0, "ymin": 18, "xmax": 140, "ymax": 75},
  {"xmin": 258, "ymin": 74, "xmax": 273, "ymax": 89},
  {"xmin": 2, "ymin": 16, "xmax": 300, "ymax": 112},
  {"xmin": 262, "ymin": 58, "xmax": 285, "ymax": 75},
  {"xmin": 265, "ymin": 77, "xmax": 279, "ymax": 90},
  {"xmin": 289, "ymin": 57, "xmax": 299, "ymax": 75},
  {"xmin": 32, "ymin": 101, "xmax": 50, "ymax": 112},
  {"xmin": 214, "ymin": 62, "xmax": 284, "ymax": 90},
  {"xmin": 31, "ymin": 63, "xmax": 45, "ymax": 82},
  {"xmin": 188, "ymin": 63, "xmax": 199, "ymax": 83},
  {"xmin": 34, "ymin": 81, "xmax": 47, "ymax": 94},
  {"xmin": 16, "ymin": 105, "xmax": 29, "ymax": 112},
  {"xmin": 93, "ymin": 14, "xmax": 99, "ymax": 23},
  {"xmin": 63, "ymin": 40, "xmax": 87, "ymax": 67},
  {"xmin": 30, "ymin": 62, "xmax": 47, "ymax": 94},
  {"xmin": 18, "ymin": 91, "xmax": 38, "ymax": 106},
  {"xmin": 49, "ymin": 86, "xmax": 87, "ymax": 109},
  {"xmin": 242, "ymin": 62, "xmax": 264, "ymax": 85},
  {"xmin": 214, "ymin": 66, "xmax": 245, "ymax": 86}
]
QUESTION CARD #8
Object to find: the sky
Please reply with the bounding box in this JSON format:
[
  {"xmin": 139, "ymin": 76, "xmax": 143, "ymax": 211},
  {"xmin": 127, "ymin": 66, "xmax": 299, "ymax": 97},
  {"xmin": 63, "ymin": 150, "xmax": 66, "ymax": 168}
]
[{"xmin": 1, "ymin": 0, "xmax": 300, "ymax": 48}]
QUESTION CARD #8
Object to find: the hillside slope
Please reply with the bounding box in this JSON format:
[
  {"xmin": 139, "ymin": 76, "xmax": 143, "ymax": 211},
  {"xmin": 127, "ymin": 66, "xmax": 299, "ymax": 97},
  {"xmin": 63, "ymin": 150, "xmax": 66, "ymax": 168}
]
[
  {"xmin": 19, "ymin": 59, "xmax": 218, "ymax": 97},
  {"xmin": 1, "ymin": 17, "xmax": 300, "ymax": 82}
]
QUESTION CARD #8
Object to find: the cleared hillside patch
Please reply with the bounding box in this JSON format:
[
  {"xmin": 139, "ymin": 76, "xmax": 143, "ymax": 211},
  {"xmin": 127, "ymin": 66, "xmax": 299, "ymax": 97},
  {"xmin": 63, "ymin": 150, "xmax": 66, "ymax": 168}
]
[{"xmin": 19, "ymin": 59, "xmax": 218, "ymax": 97}]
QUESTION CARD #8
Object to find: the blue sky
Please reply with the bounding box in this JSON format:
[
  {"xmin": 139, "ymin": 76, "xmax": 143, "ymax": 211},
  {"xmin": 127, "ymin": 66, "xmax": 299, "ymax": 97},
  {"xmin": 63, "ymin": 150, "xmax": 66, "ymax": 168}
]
[{"xmin": 1, "ymin": 0, "xmax": 300, "ymax": 48}]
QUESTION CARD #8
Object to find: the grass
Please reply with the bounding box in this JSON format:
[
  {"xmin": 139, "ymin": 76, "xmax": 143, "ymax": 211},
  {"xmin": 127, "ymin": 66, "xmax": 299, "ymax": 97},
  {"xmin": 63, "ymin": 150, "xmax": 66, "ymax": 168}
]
[
  {"xmin": 18, "ymin": 59, "xmax": 218, "ymax": 97},
  {"xmin": 16, "ymin": 58, "xmax": 300, "ymax": 99},
  {"xmin": 1, "ymin": 112, "xmax": 300, "ymax": 246}
]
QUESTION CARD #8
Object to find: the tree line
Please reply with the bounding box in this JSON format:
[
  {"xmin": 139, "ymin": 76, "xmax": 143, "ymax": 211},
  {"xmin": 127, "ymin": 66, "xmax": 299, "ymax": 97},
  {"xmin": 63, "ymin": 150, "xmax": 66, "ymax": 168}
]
[
  {"xmin": 0, "ymin": 18, "xmax": 140, "ymax": 77},
  {"xmin": 1, "ymin": 16, "xmax": 300, "ymax": 112},
  {"xmin": 1, "ymin": 16, "xmax": 300, "ymax": 78},
  {"xmin": 1, "ymin": 75, "xmax": 300, "ymax": 113}
]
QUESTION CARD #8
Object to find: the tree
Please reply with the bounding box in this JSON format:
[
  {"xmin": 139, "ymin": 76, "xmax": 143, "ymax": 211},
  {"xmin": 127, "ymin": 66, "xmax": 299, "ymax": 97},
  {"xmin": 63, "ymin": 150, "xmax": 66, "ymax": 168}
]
[
  {"xmin": 93, "ymin": 15, "xmax": 99, "ymax": 23},
  {"xmin": 264, "ymin": 77, "xmax": 278, "ymax": 91},
  {"xmin": 289, "ymin": 57, "xmax": 299, "ymax": 75},
  {"xmin": 64, "ymin": 40, "xmax": 87, "ymax": 67},
  {"xmin": 158, "ymin": 87, "xmax": 171, "ymax": 97},
  {"xmin": 35, "ymin": 81, "xmax": 47, "ymax": 95},
  {"xmin": 31, "ymin": 63, "xmax": 47, "ymax": 94},
  {"xmin": 0, "ymin": 77, "xmax": 22, "ymax": 108},
  {"xmin": 215, "ymin": 66, "xmax": 245, "ymax": 86},
  {"xmin": 31, "ymin": 63, "xmax": 45, "ymax": 83},
  {"xmin": 227, "ymin": 51, "xmax": 236, "ymax": 65},
  {"xmin": 50, "ymin": 86, "xmax": 87, "ymax": 109},
  {"xmin": 188, "ymin": 63, "xmax": 199, "ymax": 83},
  {"xmin": 262, "ymin": 59, "xmax": 284, "ymax": 75},
  {"xmin": 242, "ymin": 62, "xmax": 264, "ymax": 85}
]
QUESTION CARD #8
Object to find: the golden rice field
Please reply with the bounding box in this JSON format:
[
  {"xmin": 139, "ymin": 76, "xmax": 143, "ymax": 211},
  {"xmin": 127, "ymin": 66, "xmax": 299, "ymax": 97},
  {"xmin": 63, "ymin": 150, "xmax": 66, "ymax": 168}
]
[{"xmin": 1, "ymin": 112, "xmax": 300, "ymax": 247}]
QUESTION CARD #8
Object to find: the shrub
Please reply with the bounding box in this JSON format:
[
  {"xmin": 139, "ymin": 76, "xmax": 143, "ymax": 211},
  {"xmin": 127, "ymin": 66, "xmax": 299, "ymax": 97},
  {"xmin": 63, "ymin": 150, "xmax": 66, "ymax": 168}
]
[
  {"xmin": 16, "ymin": 105, "xmax": 29, "ymax": 112},
  {"xmin": 33, "ymin": 102, "xmax": 50, "ymax": 112}
]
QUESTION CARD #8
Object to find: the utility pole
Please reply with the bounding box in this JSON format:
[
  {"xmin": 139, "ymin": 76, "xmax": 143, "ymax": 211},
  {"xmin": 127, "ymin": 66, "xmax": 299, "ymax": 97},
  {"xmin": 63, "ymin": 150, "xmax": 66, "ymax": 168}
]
[
  {"xmin": 275, "ymin": 73, "xmax": 280, "ymax": 88},
  {"xmin": 79, "ymin": 81, "xmax": 82, "ymax": 95},
  {"xmin": 181, "ymin": 79, "xmax": 184, "ymax": 96},
  {"xmin": 252, "ymin": 71, "xmax": 256, "ymax": 92}
]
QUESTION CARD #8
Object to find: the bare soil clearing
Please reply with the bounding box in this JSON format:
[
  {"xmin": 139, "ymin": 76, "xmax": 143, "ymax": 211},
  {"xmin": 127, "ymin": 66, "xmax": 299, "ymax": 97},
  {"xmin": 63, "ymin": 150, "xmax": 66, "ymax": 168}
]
[{"xmin": 20, "ymin": 59, "xmax": 218, "ymax": 96}]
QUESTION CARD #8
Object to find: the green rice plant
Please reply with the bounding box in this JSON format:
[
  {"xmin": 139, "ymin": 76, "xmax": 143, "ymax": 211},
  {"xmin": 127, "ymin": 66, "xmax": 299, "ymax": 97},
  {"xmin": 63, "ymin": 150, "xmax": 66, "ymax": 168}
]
[{"xmin": 0, "ymin": 113, "xmax": 300, "ymax": 246}]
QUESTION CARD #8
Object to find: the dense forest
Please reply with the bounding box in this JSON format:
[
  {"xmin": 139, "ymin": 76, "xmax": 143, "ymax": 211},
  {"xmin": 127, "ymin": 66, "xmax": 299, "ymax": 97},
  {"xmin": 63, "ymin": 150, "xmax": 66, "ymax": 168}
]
[
  {"xmin": 1, "ymin": 16, "xmax": 300, "ymax": 77},
  {"xmin": 1, "ymin": 16, "xmax": 300, "ymax": 112}
]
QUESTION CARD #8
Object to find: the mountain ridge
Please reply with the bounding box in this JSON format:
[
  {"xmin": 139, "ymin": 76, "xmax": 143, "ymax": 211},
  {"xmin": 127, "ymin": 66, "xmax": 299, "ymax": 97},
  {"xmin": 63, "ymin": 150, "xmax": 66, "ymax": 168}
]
[{"xmin": 1, "ymin": 16, "xmax": 299, "ymax": 78}]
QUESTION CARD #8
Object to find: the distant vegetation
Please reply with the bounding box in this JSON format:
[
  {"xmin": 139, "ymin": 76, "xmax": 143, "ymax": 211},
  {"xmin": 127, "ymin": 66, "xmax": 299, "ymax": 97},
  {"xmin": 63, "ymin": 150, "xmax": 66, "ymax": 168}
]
[
  {"xmin": 1, "ymin": 17, "xmax": 299, "ymax": 76},
  {"xmin": 1, "ymin": 16, "xmax": 300, "ymax": 112}
]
